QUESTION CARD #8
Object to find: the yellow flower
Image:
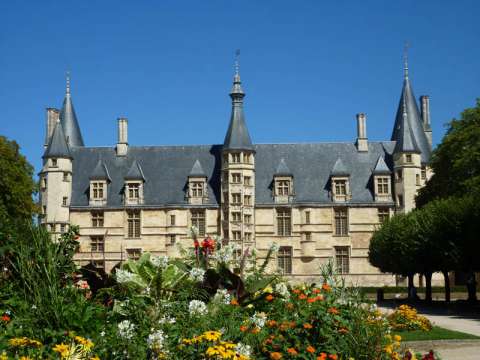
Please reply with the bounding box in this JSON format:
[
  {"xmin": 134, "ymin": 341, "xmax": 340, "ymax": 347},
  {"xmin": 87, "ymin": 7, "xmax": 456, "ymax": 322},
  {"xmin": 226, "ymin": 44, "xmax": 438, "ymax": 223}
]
[
  {"xmin": 90, "ymin": 356, "xmax": 101, "ymax": 360},
  {"xmin": 53, "ymin": 343, "xmax": 71, "ymax": 358},
  {"xmin": 74, "ymin": 336, "xmax": 94, "ymax": 350},
  {"xmin": 384, "ymin": 344, "xmax": 393, "ymax": 354},
  {"xmin": 0, "ymin": 352, "xmax": 7, "ymax": 360},
  {"xmin": 202, "ymin": 331, "xmax": 222, "ymax": 342},
  {"xmin": 263, "ymin": 286, "xmax": 273, "ymax": 294},
  {"xmin": 19, "ymin": 357, "xmax": 32, "ymax": 360}
]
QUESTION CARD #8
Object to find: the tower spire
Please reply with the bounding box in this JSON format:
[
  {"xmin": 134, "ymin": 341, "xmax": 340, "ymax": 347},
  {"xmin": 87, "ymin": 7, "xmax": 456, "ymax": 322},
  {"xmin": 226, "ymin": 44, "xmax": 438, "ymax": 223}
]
[
  {"xmin": 59, "ymin": 71, "xmax": 85, "ymax": 147},
  {"xmin": 403, "ymin": 41, "xmax": 409, "ymax": 79},
  {"xmin": 66, "ymin": 71, "xmax": 71, "ymax": 95}
]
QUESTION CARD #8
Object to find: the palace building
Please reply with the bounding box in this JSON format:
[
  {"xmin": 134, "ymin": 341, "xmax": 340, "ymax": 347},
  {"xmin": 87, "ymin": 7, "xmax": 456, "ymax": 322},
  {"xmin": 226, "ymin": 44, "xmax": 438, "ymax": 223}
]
[{"xmin": 39, "ymin": 59, "xmax": 432, "ymax": 285}]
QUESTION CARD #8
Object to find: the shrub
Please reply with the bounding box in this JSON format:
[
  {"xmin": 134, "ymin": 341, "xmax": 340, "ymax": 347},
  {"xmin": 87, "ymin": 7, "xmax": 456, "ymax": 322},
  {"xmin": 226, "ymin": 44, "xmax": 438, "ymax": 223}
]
[{"xmin": 387, "ymin": 305, "xmax": 432, "ymax": 332}]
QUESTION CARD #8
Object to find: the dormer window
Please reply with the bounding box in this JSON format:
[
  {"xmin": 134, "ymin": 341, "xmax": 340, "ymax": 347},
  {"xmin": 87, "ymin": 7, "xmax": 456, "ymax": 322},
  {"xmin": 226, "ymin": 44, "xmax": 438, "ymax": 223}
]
[
  {"xmin": 331, "ymin": 177, "xmax": 350, "ymax": 202},
  {"xmin": 191, "ymin": 181, "xmax": 204, "ymax": 197},
  {"xmin": 334, "ymin": 180, "xmax": 347, "ymax": 195},
  {"xmin": 89, "ymin": 180, "xmax": 108, "ymax": 206},
  {"xmin": 277, "ymin": 180, "xmax": 291, "ymax": 196},
  {"xmin": 273, "ymin": 158, "xmax": 293, "ymax": 203},
  {"xmin": 51, "ymin": 158, "xmax": 57, "ymax": 167},
  {"xmin": 92, "ymin": 182, "xmax": 105, "ymax": 199},
  {"xmin": 374, "ymin": 175, "xmax": 392, "ymax": 202},
  {"xmin": 187, "ymin": 160, "xmax": 208, "ymax": 205},
  {"xmin": 125, "ymin": 181, "xmax": 144, "ymax": 205},
  {"xmin": 128, "ymin": 183, "xmax": 140, "ymax": 199},
  {"xmin": 231, "ymin": 153, "xmax": 241, "ymax": 163}
]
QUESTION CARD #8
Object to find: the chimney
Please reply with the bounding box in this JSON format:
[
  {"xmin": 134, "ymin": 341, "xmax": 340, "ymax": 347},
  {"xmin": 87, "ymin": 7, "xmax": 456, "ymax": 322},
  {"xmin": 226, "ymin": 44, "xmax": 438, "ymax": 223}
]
[
  {"xmin": 420, "ymin": 96, "xmax": 432, "ymax": 149},
  {"xmin": 45, "ymin": 108, "xmax": 60, "ymax": 149},
  {"xmin": 356, "ymin": 113, "xmax": 368, "ymax": 152},
  {"xmin": 116, "ymin": 117, "xmax": 128, "ymax": 156}
]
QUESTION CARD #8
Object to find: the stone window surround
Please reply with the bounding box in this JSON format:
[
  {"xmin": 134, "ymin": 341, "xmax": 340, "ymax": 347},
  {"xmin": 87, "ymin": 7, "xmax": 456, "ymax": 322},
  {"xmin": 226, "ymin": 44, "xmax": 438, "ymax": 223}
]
[
  {"xmin": 331, "ymin": 176, "xmax": 351, "ymax": 202},
  {"xmin": 335, "ymin": 246, "xmax": 350, "ymax": 274}
]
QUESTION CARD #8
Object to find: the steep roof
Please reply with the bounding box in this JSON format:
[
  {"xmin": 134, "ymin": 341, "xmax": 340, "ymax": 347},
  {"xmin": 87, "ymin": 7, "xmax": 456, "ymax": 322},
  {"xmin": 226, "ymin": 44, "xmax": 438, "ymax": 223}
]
[
  {"xmin": 391, "ymin": 72, "xmax": 430, "ymax": 161},
  {"xmin": 274, "ymin": 158, "xmax": 292, "ymax": 176},
  {"xmin": 373, "ymin": 156, "xmax": 391, "ymax": 174},
  {"xmin": 59, "ymin": 76, "xmax": 84, "ymax": 147},
  {"xmin": 43, "ymin": 121, "xmax": 72, "ymax": 159},
  {"xmin": 125, "ymin": 160, "xmax": 145, "ymax": 180},
  {"xmin": 189, "ymin": 159, "xmax": 207, "ymax": 177},
  {"xmin": 223, "ymin": 72, "xmax": 254, "ymax": 151},
  {"xmin": 89, "ymin": 159, "xmax": 111, "ymax": 181},
  {"xmin": 69, "ymin": 141, "xmax": 395, "ymax": 207},
  {"xmin": 331, "ymin": 158, "xmax": 349, "ymax": 176}
]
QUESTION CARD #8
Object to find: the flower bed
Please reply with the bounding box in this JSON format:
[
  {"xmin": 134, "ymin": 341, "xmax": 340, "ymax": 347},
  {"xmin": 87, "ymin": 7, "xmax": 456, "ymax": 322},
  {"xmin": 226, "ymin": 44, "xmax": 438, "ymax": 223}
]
[{"xmin": 388, "ymin": 305, "xmax": 432, "ymax": 332}]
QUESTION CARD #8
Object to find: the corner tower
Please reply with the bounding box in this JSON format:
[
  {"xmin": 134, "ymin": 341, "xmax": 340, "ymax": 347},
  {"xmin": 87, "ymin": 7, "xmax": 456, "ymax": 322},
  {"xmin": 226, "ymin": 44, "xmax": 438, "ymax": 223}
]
[{"xmin": 221, "ymin": 54, "xmax": 256, "ymax": 250}]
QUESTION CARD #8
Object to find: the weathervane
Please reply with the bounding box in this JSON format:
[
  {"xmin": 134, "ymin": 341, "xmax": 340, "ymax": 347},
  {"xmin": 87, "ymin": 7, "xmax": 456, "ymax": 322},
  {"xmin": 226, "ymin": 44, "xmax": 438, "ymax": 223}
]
[
  {"xmin": 403, "ymin": 41, "xmax": 410, "ymax": 78},
  {"xmin": 234, "ymin": 49, "xmax": 240, "ymax": 75}
]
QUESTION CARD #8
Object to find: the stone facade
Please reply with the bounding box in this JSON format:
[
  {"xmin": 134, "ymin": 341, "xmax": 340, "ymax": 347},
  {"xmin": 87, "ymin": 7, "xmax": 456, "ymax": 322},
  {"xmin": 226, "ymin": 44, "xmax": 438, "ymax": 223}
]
[{"xmin": 40, "ymin": 63, "xmax": 434, "ymax": 286}]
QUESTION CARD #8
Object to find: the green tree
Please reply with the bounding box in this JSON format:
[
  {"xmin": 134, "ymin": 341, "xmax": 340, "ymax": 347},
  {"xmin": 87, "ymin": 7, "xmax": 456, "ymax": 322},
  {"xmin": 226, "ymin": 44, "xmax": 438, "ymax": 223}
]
[{"xmin": 0, "ymin": 135, "xmax": 37, "ymax": 224}]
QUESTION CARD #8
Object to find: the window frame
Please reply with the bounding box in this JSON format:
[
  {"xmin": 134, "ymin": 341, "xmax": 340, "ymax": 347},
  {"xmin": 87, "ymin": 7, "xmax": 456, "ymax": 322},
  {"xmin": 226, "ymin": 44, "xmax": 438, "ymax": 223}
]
[
  {"xmin": 90, "ymin": 235, "xmax": 105, "ymax": 252},
  {"xmin": 191, "ymin": 210, "xmax": 206, "ymax": 236},
  {"xmin": 335, "ymin": 246, "xmax": 350, "ymax": 274},
  {"xmin": 127, "ymin": 210, "xmax": 141, "ymax": 238},
  {"xmin": 277, "ymin": 208, "xmax": 292, "ymax": 236},
  {"xmin": 91, "ymin": 211, "xmax": 104, "ymax": 228},
  {"xmin": 334, "ymin": 208, "xmax": 348, "ymax": 236},
  {"xmin": 277, "ymin": 246, "xmax": 292, "ymax": 274}
]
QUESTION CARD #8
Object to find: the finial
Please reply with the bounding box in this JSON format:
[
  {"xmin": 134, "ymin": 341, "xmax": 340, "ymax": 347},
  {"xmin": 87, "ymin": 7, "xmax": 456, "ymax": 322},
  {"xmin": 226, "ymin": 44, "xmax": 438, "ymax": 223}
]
[
  {"xmin": 66, "ymin": 71, "xmax": 71, "ymax": 95},
  {"xmin": 403, "ymin": 41, "xmax": 409, "ymax": 79},
  {"xmin": 234, "ymin": 49, "xmax": 240, "ymax": 76}
]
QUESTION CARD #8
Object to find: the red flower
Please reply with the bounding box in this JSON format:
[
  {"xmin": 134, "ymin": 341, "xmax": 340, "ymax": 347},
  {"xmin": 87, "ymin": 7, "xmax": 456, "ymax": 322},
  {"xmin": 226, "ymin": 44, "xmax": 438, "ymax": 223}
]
[
  {"xmin": 194, "ymin": 240, "xmax": 200, "ymax": 248},
  {"xmin": 1, "ymin": 314, "xmax": 10, "ymax": 322},
  {"xmin": 328, "ymin": 355, "xmax": 338, "ymax": 360},
  {"xmin": 328, "ymin": 307, "xmax": 339, "ymax": 315},
  {"xmin": 266, "ymin": 294, "xmax": 274, "ymax": 302}
]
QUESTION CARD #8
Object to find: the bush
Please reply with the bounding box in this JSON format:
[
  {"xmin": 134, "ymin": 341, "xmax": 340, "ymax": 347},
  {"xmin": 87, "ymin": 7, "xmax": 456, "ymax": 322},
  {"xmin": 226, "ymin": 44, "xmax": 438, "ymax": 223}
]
[{"xmin": 387, "ymin": 305, "xmax": 432, "ymax": 332}]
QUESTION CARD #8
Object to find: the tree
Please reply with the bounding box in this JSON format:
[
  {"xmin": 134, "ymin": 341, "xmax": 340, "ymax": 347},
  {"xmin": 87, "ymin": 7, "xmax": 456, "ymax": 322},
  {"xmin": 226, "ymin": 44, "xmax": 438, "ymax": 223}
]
[
  {"xmin": 0, "ymin": 136, "xmax": 37, "ymax": 225},
  {"xmin": 416, "ymin": 99, "xmax": 480, "ymax": 206}
]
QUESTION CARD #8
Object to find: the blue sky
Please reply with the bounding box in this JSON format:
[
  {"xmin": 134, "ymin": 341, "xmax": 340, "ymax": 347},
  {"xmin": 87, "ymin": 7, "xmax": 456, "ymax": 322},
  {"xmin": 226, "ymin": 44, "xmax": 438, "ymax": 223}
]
[{"xmin": 1, "ymin": 0, "xmax": 479, "ymax": 173}]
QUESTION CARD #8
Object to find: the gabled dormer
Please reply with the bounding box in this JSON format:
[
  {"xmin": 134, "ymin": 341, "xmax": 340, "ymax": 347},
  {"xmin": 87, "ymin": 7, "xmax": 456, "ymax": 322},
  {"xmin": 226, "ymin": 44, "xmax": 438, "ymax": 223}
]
[
  {"xmin": 187, "ymin": 159, "xmax": 208, "ymax": 204},
  {"xmin": 89, "ymin": 159, "xmax": 111, "ymax": 206},
  {"xmin": 124, "ymin": 160, "xmax": 145, "ymax": 205},
  {"xmin": 273, "ymin": 158, "xmax": 294, "ymax": 203},
  {"xmin": 372, "ymin": 156, "xmax": 392, "ymax": 202},
  {"xmin": 330, "ymin": 158, "xmax": 351, "ymax": 202}
]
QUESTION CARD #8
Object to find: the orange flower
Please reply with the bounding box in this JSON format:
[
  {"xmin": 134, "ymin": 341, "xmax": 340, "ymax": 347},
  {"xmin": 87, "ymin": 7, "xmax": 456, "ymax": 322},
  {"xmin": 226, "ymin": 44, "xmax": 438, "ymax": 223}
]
[
  {"xmin": 230, "ymin": 298, "xmax": 239, "ymax": 306},
  {"xmin": 298, "ymin": 294, "xmax": 308, "ymax": 300},
  {"xmin": 267, "ymin": 320, "xmax": 277, "ymax": 327},
  {"xmin": 303, "ymin": 323, "xmax": 313, "ymax": 329},
  {"xmin": 312, "ymin": 288, "xmax": 321, "ymax": 294},
  {"xmin": 317, "ymin": 353, "xmax": 327, "ymax": 360},
  {"xmin": 292, "ymin": 289, "xmax": 301, "ymax": 294},
  {"xmin": 1, "ymin": 314, "xmax": 10, "ymax": 322},
  {"xmin": 287, "ymin": 348, "xmax": 298, "ymax": 356},
  {"xmin": 286, "ymin": 303, "xmax": 294, "ymax": 310},
  {"xmin": 306, "ymin": 345, "xmax": 316, "ymax": 353},
  {"xmin": 328, "ymin": 355, "xmax": 338, "ymax": 360},
  {"xmin": 338, "ymin": 327, "xmax": 348, "ymax": 334},
  {"xmin": 266, "ymin": 294, "xmax": 274, "ymax": 302},
  {"xmin": 307, "ymin": 297, "xmax": 316, "ymax": 303},
  {"xmin": 322, "ymin": 283, "xmax": 331, "ymax": 292},
  {"xmin": 279, "ymin": 323, "xmax": 289, "ymax": 331},
  {"xmin": 265, "ymin": 338, "xmax": 273, "ymax": 345},
  {"xmin": 315, "ymin": 295, "xmax": 324, "ymax": 301},
  {"xmin": 251, "ymin": 327, "xmax": 260, "ymax": 334},
  {"xmin": 240, "ymin": 325, "xmax": 248, "ymax": 332},
  {"xmin": 328, "ymin": 307, "xmax": 339, "ymax": 315},
  {"xmin": 270, "ymin": 352, "xmax": 283, "ymax": 360}
]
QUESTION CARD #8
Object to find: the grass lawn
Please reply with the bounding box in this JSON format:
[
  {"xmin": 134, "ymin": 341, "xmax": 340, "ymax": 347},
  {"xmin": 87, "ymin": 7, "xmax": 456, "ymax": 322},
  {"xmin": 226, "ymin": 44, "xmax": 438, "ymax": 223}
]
[{"xmin": 394, "ymin": 326, "xmax": 480, "ymax": 341}]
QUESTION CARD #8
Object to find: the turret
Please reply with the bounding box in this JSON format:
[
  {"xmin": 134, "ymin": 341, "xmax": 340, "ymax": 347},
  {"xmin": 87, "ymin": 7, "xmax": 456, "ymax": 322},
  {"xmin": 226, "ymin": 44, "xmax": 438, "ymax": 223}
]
[
  {"xmin": 59, "ymin": 73, "xmax": 84, "ymax": 147},
  {"xmin": 221, "ymin": 52, "xmax": 255, "ymax": 248}
]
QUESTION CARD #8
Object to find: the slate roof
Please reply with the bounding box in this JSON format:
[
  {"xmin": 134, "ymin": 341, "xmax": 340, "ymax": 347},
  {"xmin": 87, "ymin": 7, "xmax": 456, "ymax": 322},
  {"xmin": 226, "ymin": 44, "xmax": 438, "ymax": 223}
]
[
  {"xmin": 274, "ymin": 158, "xmax": 292, "ymax": 176},
  {"xmin": 43, "ymin": 121, "xmax": 72, "ymax": 159},
  {"xmin": 70, "ymin": 141, "xmax": 395, "ymax": 208},
  {"xmin": 331, "ymin": 158, "xmax": 349, "ymax": 176},
  {"xmin": 60, "ymin": 78, "xmax": 84, "ymax": 147},
  {"xmin": 125, "ymin": 160, "xmax": 145, "ymax": 180},
  {"xmin": 373, "ymin": 156, "xmax": 391, "ymax": 174},
  {"xmin": 189, "ymin": 159, "xmax": 207, "ymax": 177},
  {"xmin": 90, "ymin": 159, "xmax": 111, "ymax": 181},
  {"xmin": 391, "ymin": 75, "xmax": 430, "ymax": 162}
]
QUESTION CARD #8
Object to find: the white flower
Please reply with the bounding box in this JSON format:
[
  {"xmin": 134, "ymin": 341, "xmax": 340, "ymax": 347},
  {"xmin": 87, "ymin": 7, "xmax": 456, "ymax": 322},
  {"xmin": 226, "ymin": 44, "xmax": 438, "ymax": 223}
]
[
  {"xmin": 118, "ymin": 320, "xmax": 135, "ymax": 339},
  {"xmin": 116, "ymin": 269, "xmax": 135, "ymax": 284},
  {"xmin": 189, "ymin": 226, "xmax": 199, "ymax": 238},
  {"xmin": 189, "ymin": 267, "xmax": 205, "ymax": 282},
  {"xmin": 151, "ymin": 255, "xmax": 169, "ymax": 268},
  {"xmin": 275, "ymin": 282, "xmax": 290, "ymax": 299},
  {"xmin": 147, "ymin": 329, "xmax": 167, "ymax": 352},
  {"xmin": 236, "ymin": 343, "xmax": 251, "ymax": 357},
  {"xmin": 188, "ymin": 300, "xmax": 208, "ymax": 316},
  {"xmin": 213, "ymin": 288, "xmax": 231, "ymax": 305},
  {"xmin": 269, "ymin": 242, "xmax": 280, "ymax": 252},
  {"xmin": 158, "ymin": 315, "xmax": 176, "ymax": 324},
  {"xmin": 250, "ymin": 312, "xmax": 266, "ymax": 328},
  {"xmin": 100, "ymin": 331, "xmax": 106, "ymax": 337},
  {"xmin": 212, "ymin": 243, "xmax": 236, "ymax": 263}
]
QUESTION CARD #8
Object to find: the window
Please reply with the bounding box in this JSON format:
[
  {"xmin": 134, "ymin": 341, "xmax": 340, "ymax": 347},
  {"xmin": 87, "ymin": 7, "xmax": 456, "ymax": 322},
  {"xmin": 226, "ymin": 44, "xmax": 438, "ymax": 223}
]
[
  {"xmin": 191, "ymin": 210, "xmax": 206, "ymax": 236},
  {"xmin": 396, "ymin": 170, "xmax": 402, "ymax": 180},
  {"xmin": 244, "ymin": 195, "xmax": 252, "ymax": 206},
  {"xmin": 406, "ymin": 154, "xmax": 412, "ymax": 163},
  {"xmin": 63, "ymin": 172, "xmax": 69, "ymax": 182},
  {"xmin": 378, "ymin": 208, "xmax": 390, "ymax": 223},
  {"xmin": 92, "ymin": 182, "xmax": 105, "ymax": 199},
  {"xmin": 232, "ymin": 173, "xmax": 241, "ymax": 184},
  {"xmin": 191, "ymin": 182, "xmax": 204, "ymax": 197},
  {"xmin": 62, "ymin": 197, "xmax": 68, "ymax": 206},
  {"xmin": 335, "ymin": 247, "xmax": 350, "ymax": 274},
  {"xmin": 244, "ymin": 232, "xmax": 252, "ymax": 241},
  {"xmin": 92, "ymin": 211, "xmax": 104, "ymax": 227},
  {"xmin": 127, "ymin": 248, "xmax": 142, "ymax": 260},
  {"xmin": 91, "ymin": 260, "xmax": 105, "ymax": 270},
  {"xmin": 232, "ymin": 212, "xmax": 241, "ymax": 222},
  {"xmin": 398, "ymin": 195, "xmax": 404, "ymax": 208},
  {"xmin": 169, "ymin": 234, "xmax": 176, "ymax": 245},
  {"xmin": 334, "ymin": 208, "xmax": 348, "ymax": 236},
  {"xmin": 170, "ymin": 215, "xmax": 176, "ymax": 226},
  {"xmin": 127, "ymin": 210, "xmax": 141, "ymax": 238},
  {"xmin": 232, "ymin": 193, "xmax": 241, "ymax": 205},
  {"xmin": 60, "ymin": 224, "xmax": 66, "ymax": 233},
  {"xmin": 51, "ymin": 158, "xmax": 57, "ymax": 167},
  {"xmin": 42, "ymin": 205, "xmax": 46, "ymax": 215},
  {"xmin": 277, "ymin": 180, "xmax": 291, "ymax": 196},
  {"xmin": 334, "ymin": 180, "xmax": 347, "ymax": 195},
  {"xmin": 305, "ymin": 211, "xmax": 311, "ymax": 224},
  {"xmin": 416, "ymin": 174, "xmax": 420, "ymax": 186},
  {"xmin": 377, "ymin": 177, "xmax": 389, "ymax": 194},
  {"xmin": 421, "ymin": 167, "xmax": 426, "ymax": 180},
  {"xmin": 277, "ymin": 209, "xmax": 292, "ymax": 236},
  {"xmin": 278, "ymin": 246, "xmax": 292, "ymax": 274},
  {"xmin": 305, "ymin": 232, "xmax": 312, "ymax": 241},
  {"xmin": 128, "ymin": 183, "xmax": 140, "ymax": 199},
  {"xmin": 244, "ymin": 214, "xmax": 252, "ymax": 224},
  {"xmin": 90, "ymin": 236, "xmax": 104, "ymax": 252},
  {"xmin": 232, "ymin": 231, "xmax": 241, "ymax": 240},
  {"xmin": 244, "ymin": 153, "xmax": 251, "ymax": 163},
  {"xmin": 231, "ymin": 153, "xmax": 241, "ymax": 163},
  {"xmin": 244, "ymin": 176, "xmax": 251, "ymax": 186},
  {"xmin": 42, "ymin": 177, "xmax": 47, "ymax": 189}
]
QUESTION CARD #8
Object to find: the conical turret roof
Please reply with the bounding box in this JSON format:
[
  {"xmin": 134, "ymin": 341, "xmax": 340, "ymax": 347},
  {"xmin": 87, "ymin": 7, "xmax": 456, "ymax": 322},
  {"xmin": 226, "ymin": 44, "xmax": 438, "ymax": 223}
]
[
  {"xmin": 59, "ymin": 74, "xmax": 84, "ymax": 147},
  {"xmin": 43, "ymin": 120, "xmax": 72, "ymax": 159}
]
